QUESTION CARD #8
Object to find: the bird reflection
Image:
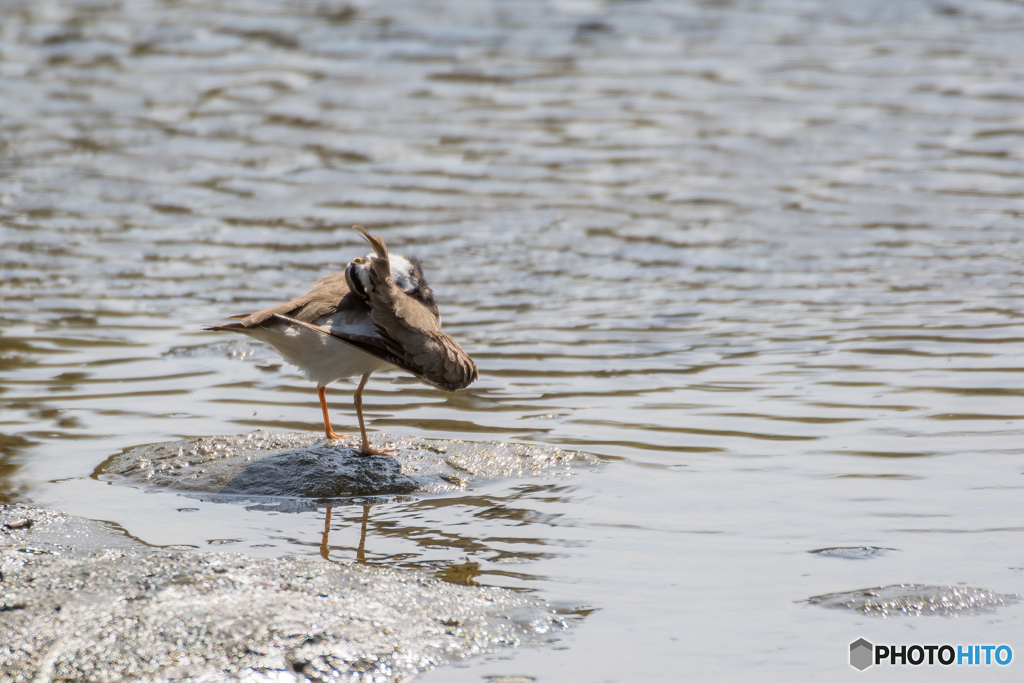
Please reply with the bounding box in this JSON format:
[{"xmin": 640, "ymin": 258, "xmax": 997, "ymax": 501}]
[
  {"xmin": 320, "ymin": 504, "xmax": 371, "ymax": 563},
  {"xmin": 315, "ymin": 492, "xmax": 562, "ymax": 583},
  {"xmin": 319, "ymin": 505, "xmax": 485, "ymax": 586}
]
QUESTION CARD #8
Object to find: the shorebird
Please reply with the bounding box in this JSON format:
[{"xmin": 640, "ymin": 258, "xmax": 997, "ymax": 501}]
[{"xmin": 207, "ymin": 225, "xmax": 477, "ymax": 455}]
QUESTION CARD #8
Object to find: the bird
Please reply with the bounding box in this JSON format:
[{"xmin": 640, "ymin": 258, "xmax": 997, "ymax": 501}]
[{"xmin": 207, "ymin": 224, "xmax": 478, "ymax": 455}]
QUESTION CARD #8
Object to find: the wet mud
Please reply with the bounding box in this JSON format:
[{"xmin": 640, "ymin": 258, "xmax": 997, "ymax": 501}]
[
  {"xmin": 806, "ymin": 584, "xmax": 1020, "ymax": 617},
  {"xmin": 96, "ymin": 430, "xmax": 597, "ymax": 509},
  {"xmin": 0, "ymin": 504, "xmax": 573, "ymax": 682}
]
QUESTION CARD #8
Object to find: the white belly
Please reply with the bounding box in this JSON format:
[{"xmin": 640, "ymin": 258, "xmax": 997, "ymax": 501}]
[{"xmin": 238, "ymin": 321, "xmax": 395, "ymax": 386}]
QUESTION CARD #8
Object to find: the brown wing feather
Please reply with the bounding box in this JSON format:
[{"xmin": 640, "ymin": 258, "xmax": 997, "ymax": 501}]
[
  {"xmin": 206, "ymin": 272, "xmax": 358, "ymax": 330},
  {"xmin": 354, "ymin": 226, "xmax": 478, "ymax": 391},
  {"xmin": 268, "ymin": 314, "xmax": 439, "ymax": 381}
]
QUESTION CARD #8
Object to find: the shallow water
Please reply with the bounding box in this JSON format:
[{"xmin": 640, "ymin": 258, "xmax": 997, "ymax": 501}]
[{"xmin": 2, "ymin": 0, "xmax": 1024, "ymax": 679}]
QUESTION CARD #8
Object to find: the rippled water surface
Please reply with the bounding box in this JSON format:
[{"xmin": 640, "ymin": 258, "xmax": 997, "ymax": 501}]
[{"xmin": 3, "ymin": 0, "xmax": 1024, "ymax": 679}]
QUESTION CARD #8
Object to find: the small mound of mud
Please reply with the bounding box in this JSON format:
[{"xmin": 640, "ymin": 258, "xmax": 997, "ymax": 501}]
[
  {"xmin": 0, "ymin": 505, "xmax": 572, "ymax": 683},
  {"xmin": 809, "ymin": 546, "xmax": 896, "ymax": 560},
  {"xmin": 96, "ymin": 430, "xmax": 595, "ymax": 507},
  {"xmin": 0, "ymin": 505, "xmax": 140, "ymax": 554},
  {"xmin": 806, "ymin": 584, "xmax": 1020, "ymax": 617}
]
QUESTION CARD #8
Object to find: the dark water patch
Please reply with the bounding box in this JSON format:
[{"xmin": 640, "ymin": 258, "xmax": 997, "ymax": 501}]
[
  {"xmin": 853, "ymin": 348, "xmax": 953, "ymax": 357},
  {"xmin": 711, "ymin": 412, "xmax": 863, "ymax": 424},
  {"xmin": 0, "ymin": 434, "xmax": 34, "ymax": 457},
  {"xmin": 0, "ymin": 434, "xmax": 34, "ymax": 504},
  {"xmin": 926, "ymin": 413, "xmax": 1024, "ymax": 421},
  {"xmin": 901, "ymin": 386, "xmax": 1024, "ymax": 397},
  {"xmin": 891, "ymin": 526, "xmax": 1024, "ymax": 534},
  {"xmin": 3, "ymin": 388, "xmax": 193, "ymax": 405},
  {"xmin": 833, "ymin": 451, "xmax": 935, "ymax": 459},
  {"xmin": 809, "ymin": 402, "xmax": 921, "ymax": 412},
  {"xmin": 571, "ymin": 418, "xmax": 820, "ymax": 441},
  {"xmin": 832, "ymin": 474, "xmax": 924, "ymax": 480},
  {"xmin": 547, "ymin": 437, "xmax": 725, "ymax": 454},
  {"xmin": 806, "ymin": 584, "xmax": 1019, "ymax": 617},
  {"xmin": 5, "ymin": 370, "xmax": 213, "ymax": 387},
  {"xmin": 428, "ymin": 72, "xmax": 515, "ymax": 84}
]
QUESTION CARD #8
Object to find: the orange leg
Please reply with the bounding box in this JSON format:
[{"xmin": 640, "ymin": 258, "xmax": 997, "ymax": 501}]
[
  {"xmin": 318, "ymin": 385, "xmax": 351, "ymax": 440},
  {"xmin": 353, "ymin": 373, "xmax": 394, "ymax": 456}
]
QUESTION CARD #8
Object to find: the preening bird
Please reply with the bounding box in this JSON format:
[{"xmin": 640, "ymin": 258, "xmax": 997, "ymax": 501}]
[{"xmin": 207, "ymin": 225, "xmax": 477, "ymax": 455}]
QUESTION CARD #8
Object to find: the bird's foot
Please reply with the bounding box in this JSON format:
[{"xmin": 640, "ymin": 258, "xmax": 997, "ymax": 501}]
[
  {"xmin": 359, "ymin": 443, "xmax": 395, "ymax": 457},
  {"xmin": 325, "ymin": 429, "xmax": 354, "ymax": 441}
]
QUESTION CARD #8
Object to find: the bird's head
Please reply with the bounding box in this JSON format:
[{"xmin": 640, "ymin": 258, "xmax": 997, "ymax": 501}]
[{"xmin": 345, "ymin": 251, "xmax": 440, "ymax": 320}]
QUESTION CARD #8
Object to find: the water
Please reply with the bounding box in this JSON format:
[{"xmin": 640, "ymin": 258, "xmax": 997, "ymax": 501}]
[{"xmin": 2, "ymin": 0, "xmax": 1024, "ymax": 678}]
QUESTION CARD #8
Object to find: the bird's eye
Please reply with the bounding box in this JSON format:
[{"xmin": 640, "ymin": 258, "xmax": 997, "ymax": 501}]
[{"xmin": 352, "ymin": 257, "xmax": 364, "ymax": 264}]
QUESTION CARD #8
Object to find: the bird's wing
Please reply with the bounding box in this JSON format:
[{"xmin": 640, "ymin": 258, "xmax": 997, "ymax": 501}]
[
  {"xmin": 269, "ymin": 313, "xmax": 432, "ymax": 380},
  {"xmin": 353, "ymin": 225, "xmax": 478, "ymax": 391},
  {"xmin": 207, "ymin": 272, "xmax": 356, "ymax": 330}
]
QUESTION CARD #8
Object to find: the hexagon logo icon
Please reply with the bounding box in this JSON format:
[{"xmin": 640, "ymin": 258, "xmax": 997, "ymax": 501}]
[{"xmin": 850, "ymin": 638, "xmax": 874, "ymax": 670}]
